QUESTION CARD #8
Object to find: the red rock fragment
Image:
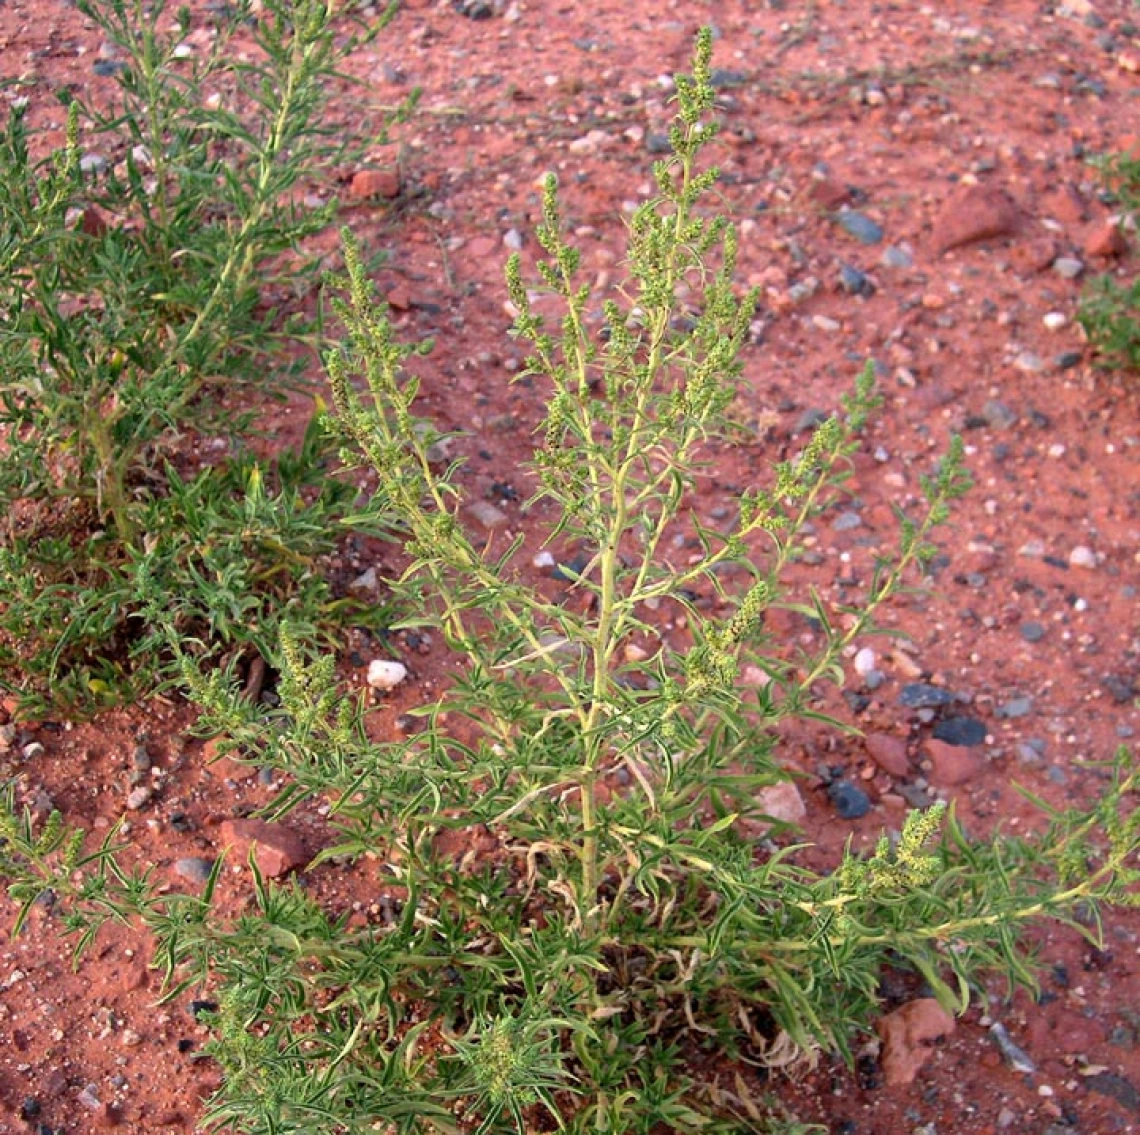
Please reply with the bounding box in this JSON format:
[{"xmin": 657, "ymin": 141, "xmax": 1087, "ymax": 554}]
[
  {"xmin": 81, "ymin": 206, "xmax": 109, "ymax": 238},
  {"xmin": 219, "ymin": 819, "xmax": 310, "ymax": 878},
  {"xmin": 386, "ymin": 285, "xmax": 411, "ymax": 311},
  {"xmin": 350, "ymin": 168, "xmax": 400, "ymax": 201},
  {"xmin": 925, "ymin": 738, "xmax": 983, "ymax": 787},
  {"xmin": 864, "ymin": 732, "xmax": 909, "ymax": 778},
  {"xmin": 932, "ymin": 184, "xmax": 1021, "ymax": 252},
  {"xmin": 876, "ymin": 999, "xmax": 957, "ymax": 1086},
  {"xmin": 807, "ymin": 177, "xmax": 850, "ymax": 209},
  {"xmin": 1042, "ymin": 184, "xmax": 1087, "ymax": 226},
  {"xmin": 432, "ymin": 822, "xmax": 498, "ymax": 868},
  {"xmin": 1085, "ymin": 220, "xmax": 1127, "ymax": 260},
  {"xmin": 1009, "ymin": 235, "xmax": 1058, "ymax": 276}
]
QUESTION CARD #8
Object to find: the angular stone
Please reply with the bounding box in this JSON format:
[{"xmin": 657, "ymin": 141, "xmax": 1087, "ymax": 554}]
[
  {"xmin": 877, "ymin": 999, "xmax": 956, "ymax": 1086},
  {"xmin": 931, "ymin": 716, "xmax": 987, "ymax": 746},
  {"xmin": 926, "ymin": 738, "xmax": 983, "ymax": 786},
  {"xmin": 1085, "ymin": 220, "xmax": 1127, "ymax": 259},
  {"xmin": 753, "ymin": 780, "xmax": 807, "ymax": 826},
  {"xmin": 350, "ymin": 168, "xmax": 400, "ymax": 200},
  {"xmin": 898, "ymin": 683, "xmax": 957, "ymax": 708},
  {"xmin": 932, "ymin": 184, "xmax": 1020, "ymax": 252},
  {"xmin": 173, "ymin": 857, "xmax": 216, "ymax": 885},
  {"xmin": 467, "ymin": 500, "xmax": 508, "ymax": 529},
  {"xmin": 1010, "ymin": 236, "xmax": 1057, "ymax": 275},
  {"xmin": 219, "ymin": 819, "xmax": 310, "ymax": 878},
  {"xmin": 807, "ymin": 177, "xmax": 850, "ymax": 209},
  {"xmin": 864, "ymin": 732, "xmax": 909, "ymax": 777}
]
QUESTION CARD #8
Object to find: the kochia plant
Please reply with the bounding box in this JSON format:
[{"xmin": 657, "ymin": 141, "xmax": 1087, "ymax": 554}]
[{"xmin": 2, "ymin": 27, "xmax": 1137, "ymax": 1135}]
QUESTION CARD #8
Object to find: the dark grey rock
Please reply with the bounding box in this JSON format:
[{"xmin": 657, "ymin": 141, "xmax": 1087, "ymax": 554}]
[
  {"xmin": 829, "ymin": 780, "xmax": 871, "ymax": 819},
  {"xmin": 832, "ymin": 510, "xmax": 863, "ymax": 531},
  {"xmin": 93, "ymin": 59, "xmax": 126, "ymax": 76},
  {"xmin": 835, "ymin": 209, "xmax": 883, "ymax": 245},
  {"xmin": 932, "ymin": 716, "xmax": 987, "ymax": 746},
  {"xmin": 897, "ymin": 782, "xmax": 934, "ymax": 808},
  {"xmin": 1019, "ymin": 621, "xmax": 1046, "ymax": 643},
  {"xmin": 794, "ymin": 407, "xmax": 830, "ymax": 434},
  {"xmin": 898, "ymin": 683, "xmax": 957, "ymax": 708},
  {"xmin": 1103, "ymin": 674, "xmax": 1137, "ymax": 704},
  {"xmin": 710, "ymin": 68, "xmax": 747, "ymax": 88},
  {"xmin": 839, "ymin": 262, "xmax": 874, "ymax": 296},
  {"xmin": 646, "ymin": 132, "xmax": 672, "ymax": 154}
]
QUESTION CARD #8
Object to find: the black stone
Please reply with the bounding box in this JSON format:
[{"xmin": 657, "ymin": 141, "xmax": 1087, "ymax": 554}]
[
  {"xmin": 21, "ymin": 1098, "xmax": 41, "ymax": 1120},
  {"xmin": 932, "ymin": 716, "xmax": 987, "ymax": 746},
  {"xmin": 898, "ymin": 683, "xmax": 956, "ymax": 708},
  {"xmin": 829, "ymin": 780, "xmax": 871, "ymax": 819},
  {"xmin": 189, "ymin": 999, "xmax": 219, "ymax": 1020}
]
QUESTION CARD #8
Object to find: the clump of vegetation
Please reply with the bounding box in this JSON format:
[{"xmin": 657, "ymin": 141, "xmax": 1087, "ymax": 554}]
[
  {"xmin": 1079, "ymin": 148, "xmax": 1140, "ymax": 369},
  {"xmin": 0, "ymin": 0, "xmax": 404, "ymax": 711},
  {"xmin": 1, "ymin": 24, "xmax": 1137, "ymax": 1135}
]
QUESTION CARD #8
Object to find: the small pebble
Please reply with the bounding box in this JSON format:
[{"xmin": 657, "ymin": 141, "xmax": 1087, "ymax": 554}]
[
  {"xmin": 1042, "ymin": 311, "xmax": 1066, "ymax": 331},
  {"xmin": 366, "ymin": 660, "xmax": 408, "ymax": 691},
  {"xmin": 125, "ymin": 786, "xmax": 152, "ymax": 810},
  {"xmin": 829, "ymin": 780, "xmax": 871, "ymax": 819},
  {"xmin": 898, "ymin": 683, "xmax": 957, "ymax": 709},
  {"xmin": 997, "ymin": 696, "xmax": 1034, "ymax": 719},
  {"xmin": 1069, "ymin": 545, "xmax": 1097, "ymax": 569},
  {"xmin": 835, "ymin": 209, "xmax": 884, "ymax": 244},
  {"xmin": 853, "ymin": 647, "xmax": 877, "ymax": 677},
  {"xmin": 79, "ymin": 152, "xmax": 108, "ymax": 175},
  {"xmin": 982, "ymin": 399, "xmax": 1018, "ymax": 430},
  {"xmin": 880, "ymin": 244, "xmax": 913, "ymax": 269},
  {"xmin": 1019, "ymin": 621, "xmax": 1046, "ymax": 642},
  {"xmin": 173, "ymin": 857, "xmax": 215, "ymax": 885},
  {"xmin": 839, "ymin": 262, "xmax": 874, "ymax": 295},
  {"xmin": 931, "ymin": 716, "xmax": 987, "ymax": 746},
  {"xmin": 77, "ymin": 1085, "xmax": 102, "ymax": 1112},
  {"xmin": 1053, "ymin": 256, "xmax": 1084, "ymax": 279}
]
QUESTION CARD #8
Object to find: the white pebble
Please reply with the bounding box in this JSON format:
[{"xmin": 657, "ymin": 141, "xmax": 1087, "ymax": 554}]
[
  {"xmin": 1043, "ymin": 311, "xmax": 1066, "ymax": 331},
  {"xmin": 532, "ymin": 550, "xmax": 556, "ymax": 569},
  {"xmin": 367, "ymin": 660, "xmax": 408, "ymax": 691},
  {"xmin": 125, "ymin": 787, "xmax": 152, "ymax": 811},
  {"xmin": 853, "ymin": 647, "xmax": 877, "ymax": 677},
  {"xmin": 1069, "ymin": 545, "xmax": 1097, "ymax": 569}
]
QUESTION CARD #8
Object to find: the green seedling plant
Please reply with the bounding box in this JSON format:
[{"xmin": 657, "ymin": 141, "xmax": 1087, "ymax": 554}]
[
  {"xmin": 0, "ymin": 0, "xmax": 406, "ymax": 710},
  {"xmin": 1079, "ymin": 148, "xmax": 1140, "ymax": 368},
  {"xmin": 2, "ymin": 28, "xmax": 1139, "ymax": 1135}
]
